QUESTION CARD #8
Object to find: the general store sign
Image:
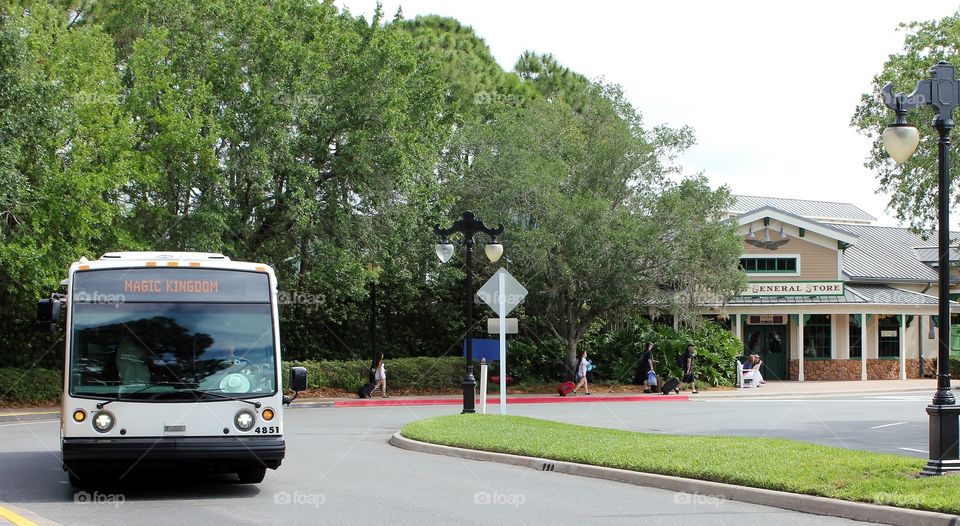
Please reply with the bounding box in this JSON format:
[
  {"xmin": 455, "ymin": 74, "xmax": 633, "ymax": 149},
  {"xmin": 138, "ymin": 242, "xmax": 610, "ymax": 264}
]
[{"xmin": 743, "ymin": 281, "xmax": 844, "ymax": 297}]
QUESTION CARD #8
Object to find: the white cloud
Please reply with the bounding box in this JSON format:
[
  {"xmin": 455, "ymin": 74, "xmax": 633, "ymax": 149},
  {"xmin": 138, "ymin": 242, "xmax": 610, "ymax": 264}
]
[{"xmin": 341, "ymin": 0, "xmax": 957, "ymax": 226}]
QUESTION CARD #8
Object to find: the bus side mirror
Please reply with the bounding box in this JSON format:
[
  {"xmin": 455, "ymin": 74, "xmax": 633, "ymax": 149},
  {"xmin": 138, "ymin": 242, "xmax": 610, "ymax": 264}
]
[
  {"xmin": 36, "ymin": 298, "xmax": 61, "ymax": 332},
  {"xmin": 290, "ymin": 367, "xmax": 308, "ymax": 392},
  {"xmin": 283, "ymin": 367, "xmax": 308, "ymax": 406}
]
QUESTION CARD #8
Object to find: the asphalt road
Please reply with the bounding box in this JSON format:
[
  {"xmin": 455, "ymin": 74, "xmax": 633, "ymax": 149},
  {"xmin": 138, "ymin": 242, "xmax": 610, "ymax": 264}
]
[
  {"xmin": 0, "ymin": 393, "xmax": 932, "ymax": 526},
  {"xmin": 499, "ymin": 391, "xmax": 934, "ymax": 458}
]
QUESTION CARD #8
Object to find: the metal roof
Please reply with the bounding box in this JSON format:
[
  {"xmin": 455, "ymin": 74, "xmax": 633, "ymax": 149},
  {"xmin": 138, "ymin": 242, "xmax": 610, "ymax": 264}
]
[
  {"xmin": 731, "ymin": 195, "xmax": 876, "ymax": 223},
  {"xmin": 913, "ymin": 246, "xmax": 960, "ymax": 263},
  {"xmin": 726, "ymin": 284, "xmax": 945, "ymax": 306},
  {"xmin": 847, "ymin": 284, "xmax": 941, "ymax": 305},
  {"xmin": 828, "ymin": 224, "xmax": 949, "ymax": 282}
]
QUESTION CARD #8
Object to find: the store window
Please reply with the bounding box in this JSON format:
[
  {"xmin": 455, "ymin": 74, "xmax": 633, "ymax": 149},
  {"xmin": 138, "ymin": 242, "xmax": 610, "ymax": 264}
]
[
  {"xmin": 849, "ymin": 315, "xmax": 862, "ymax": 358},
  {"xmin": 878, "ymin": 315, "xmax": 901, "ymax": 358},
  {"xmin": 803, "ymin": 314, "xmax": 831, "ymax": 359},
  {"xmin": 739, "ymin": 257, "xmax": 798, "ymax": 273}
]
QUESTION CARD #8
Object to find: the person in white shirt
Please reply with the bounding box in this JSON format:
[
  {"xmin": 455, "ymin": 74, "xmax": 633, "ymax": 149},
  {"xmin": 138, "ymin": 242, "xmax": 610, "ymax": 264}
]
[
  {"xmin": 572, "ymin": 350, "xmax": 591, "ymax": 395},
  {"xmin": 372, "ymin": 353, "xmax": 387, "ymax": 398}
]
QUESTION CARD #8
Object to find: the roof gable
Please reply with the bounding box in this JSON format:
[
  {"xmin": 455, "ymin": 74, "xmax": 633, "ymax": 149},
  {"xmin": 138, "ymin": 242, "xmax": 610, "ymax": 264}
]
[
  {"xmin": 731, "ymin": 195, "xmax": 876, "ymax": 224},
  {"xmin": 731, "ymin": 207, "xmax": 859, "ymax": 246}
]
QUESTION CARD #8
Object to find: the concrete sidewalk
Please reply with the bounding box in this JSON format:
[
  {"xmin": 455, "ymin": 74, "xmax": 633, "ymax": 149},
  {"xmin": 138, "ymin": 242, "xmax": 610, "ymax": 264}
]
[
  {"xmin": 289, "ymin": 378, "xmax": 941, "ymax": 408},
  {"xmin": 698, "ymin": 378, "xmax": 938, "ymax": 399},
  {"xmin": 0, "ymin": 379, "xmax": 942, "ymax": 417}
]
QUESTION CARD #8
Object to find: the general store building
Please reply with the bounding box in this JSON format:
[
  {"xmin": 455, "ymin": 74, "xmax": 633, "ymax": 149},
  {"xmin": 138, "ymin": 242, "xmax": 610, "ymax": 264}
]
[{"xmin": 715, "ymin": 195, "xmax": 959, "ymax": 382}]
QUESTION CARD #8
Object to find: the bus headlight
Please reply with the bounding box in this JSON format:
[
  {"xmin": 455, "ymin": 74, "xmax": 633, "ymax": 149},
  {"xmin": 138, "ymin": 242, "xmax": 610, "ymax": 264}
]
[
  {"xmin": 92, "ymin": 411, "xmax": 115, "ymax": 432},
  {"xmin": 235, "ymin": 410, "xmax": 255, "ymax": 432}
]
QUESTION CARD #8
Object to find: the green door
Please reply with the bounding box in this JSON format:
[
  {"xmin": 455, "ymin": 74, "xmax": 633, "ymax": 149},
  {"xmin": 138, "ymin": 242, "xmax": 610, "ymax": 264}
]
[
  {"xmin": 763, "ymin": 325, "xmax": 788, "ymax": 381},
  {"xmin": 744, "ymin": 325, "xmax": 789, "ymax": 381}
]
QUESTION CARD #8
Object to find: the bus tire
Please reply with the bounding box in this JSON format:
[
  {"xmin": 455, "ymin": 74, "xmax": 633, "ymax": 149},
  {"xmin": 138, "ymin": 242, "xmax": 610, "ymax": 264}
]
[
  {"xmin": 237, "ymin": 467, "xmax": 266, "ymax": 484},
  {"xmin": 68, "ymin": 470, "xmax": 83, "ymax": 487}
]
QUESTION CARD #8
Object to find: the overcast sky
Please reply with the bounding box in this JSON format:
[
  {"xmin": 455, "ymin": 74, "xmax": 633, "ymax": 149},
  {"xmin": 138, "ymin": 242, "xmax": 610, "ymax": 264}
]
[{"xmin": 341, "ymin": 0, "xmax": 957, "ymax": 226}]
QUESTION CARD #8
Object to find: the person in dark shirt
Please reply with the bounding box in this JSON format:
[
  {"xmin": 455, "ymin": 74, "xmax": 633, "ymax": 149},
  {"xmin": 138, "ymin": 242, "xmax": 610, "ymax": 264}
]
[
  {"xmin": 639, "ymin": 342, "xmax": 656, "ymax": 393},
  {"xmin": 681, "ymin": 344, "xmax": 697, "ymax": 394}
]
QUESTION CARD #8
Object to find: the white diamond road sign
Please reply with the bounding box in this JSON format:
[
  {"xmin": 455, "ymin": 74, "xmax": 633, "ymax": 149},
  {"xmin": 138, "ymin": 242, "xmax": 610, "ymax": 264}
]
[{"xmin": 477, "ymin": 268, "xmax": 527, "ymax": 317}]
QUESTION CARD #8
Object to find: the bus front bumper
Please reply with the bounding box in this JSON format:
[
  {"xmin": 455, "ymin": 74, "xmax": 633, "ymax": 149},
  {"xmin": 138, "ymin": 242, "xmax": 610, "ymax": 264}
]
[{"xmin": 62, "ymin": 435, "xmax": 285, "ymax": 471}]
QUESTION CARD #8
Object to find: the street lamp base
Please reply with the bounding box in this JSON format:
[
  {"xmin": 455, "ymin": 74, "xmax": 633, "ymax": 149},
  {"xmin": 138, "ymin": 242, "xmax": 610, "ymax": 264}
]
[
  {"xmin": 462, "ymin": 378, "xmax": 477, "ymax": 414},
  {"xmin": 922, "ymin": 404, "xmax": 960, "ymax": 476}
]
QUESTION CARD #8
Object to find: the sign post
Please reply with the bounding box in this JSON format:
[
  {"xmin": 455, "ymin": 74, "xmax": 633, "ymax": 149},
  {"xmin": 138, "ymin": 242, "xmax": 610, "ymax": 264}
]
[
  {"xmin": 477, "ymin": 268, "xmax": 527, "ymax": 415},
  {"xmin": 498, "ymin": 271, "xmax": 506, "ymax": 415},
  {"xmin": 479, "ymin": 358, "xmax": 488, "ymax": 415}
]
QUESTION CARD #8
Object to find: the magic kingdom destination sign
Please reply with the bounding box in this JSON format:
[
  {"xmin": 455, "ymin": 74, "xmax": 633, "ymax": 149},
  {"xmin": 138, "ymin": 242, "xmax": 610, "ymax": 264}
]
[{"xmin": 743, "ymin": 281, "xmax": 845, "ymax": 297}]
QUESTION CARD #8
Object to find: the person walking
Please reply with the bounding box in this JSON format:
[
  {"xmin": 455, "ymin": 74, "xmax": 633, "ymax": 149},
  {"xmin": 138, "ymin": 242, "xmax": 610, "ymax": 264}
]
[
  {"xmin": 572, "ymin": 350, "xmax": 591, "ymax": 395},
  {"xmin": 371, "ymin": 352, "xmax": 387, "ymax": 398},
  {"xmin": 639, "ymin": 342, "xmax": 657, "ymax": 393},
  {"xmin": 681, "ymin": 344, "xmax": 698, "ymax": 394}
]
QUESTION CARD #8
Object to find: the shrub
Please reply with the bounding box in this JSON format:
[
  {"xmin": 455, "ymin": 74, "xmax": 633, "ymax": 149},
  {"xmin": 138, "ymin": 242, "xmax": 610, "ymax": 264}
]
[
  {"xmin": 282, "ymin": 356, "xmax": 474, "ymax": 391},
  {"xmin": 580, "ymin": 317, "xmax": 741, "ymax": 387},
  {"xmin": 506, "ymin": 339, "xmax": 567, "ymax": 385},
  {"xmin": 0, "ymin": 368, "xmax": 62, "ymax": 403}
]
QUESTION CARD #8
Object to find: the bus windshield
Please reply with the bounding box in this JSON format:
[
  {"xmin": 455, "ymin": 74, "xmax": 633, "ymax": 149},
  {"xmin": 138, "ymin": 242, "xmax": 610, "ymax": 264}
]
[{"xmin": 69, "ymin": 269, "xmax": 277, "ymax": 400}]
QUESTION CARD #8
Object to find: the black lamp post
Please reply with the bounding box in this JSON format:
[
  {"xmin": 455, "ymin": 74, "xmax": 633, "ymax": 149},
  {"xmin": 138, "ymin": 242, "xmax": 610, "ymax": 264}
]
[
  {"xmin": 434, "ymin": 211, "xmax": 504, "ymax": 414},
  {"xmin": 367, "ymin": 262, "xmax": 380, "ymax": 384},
  {"xmin": 881, "ymin": 60, "xmax": 960, "ymax": 475}
]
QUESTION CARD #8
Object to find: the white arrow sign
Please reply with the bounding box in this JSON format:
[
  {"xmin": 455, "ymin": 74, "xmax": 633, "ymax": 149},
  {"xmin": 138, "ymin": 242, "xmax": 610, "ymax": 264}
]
[
  {"xmin": 477, "ymin": 267, "xmax": 527, "ymax": 416},
  {"xmin": 477, "ymin": 268, "xmax": 527, "ymax": 317}
]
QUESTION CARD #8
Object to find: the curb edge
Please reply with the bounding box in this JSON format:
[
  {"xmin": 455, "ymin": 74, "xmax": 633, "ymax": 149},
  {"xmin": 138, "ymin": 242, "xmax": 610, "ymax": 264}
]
[{"xmin": 389, "ymin": 432, "xmax": 960, "ymax": 526}]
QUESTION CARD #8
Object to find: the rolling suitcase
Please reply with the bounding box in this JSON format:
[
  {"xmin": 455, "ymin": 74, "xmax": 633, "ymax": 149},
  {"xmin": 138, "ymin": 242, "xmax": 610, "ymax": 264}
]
[
  {"xmin": 660, "ymin": 377, "xmax": 680, "ymax": 395},
  {"xmin": 557, "ymin": 381, "xmax": 576, "ymax": 396},
  {"xmin": 357, "ymin": 382, "xmax": 376, "ymax": 399}
]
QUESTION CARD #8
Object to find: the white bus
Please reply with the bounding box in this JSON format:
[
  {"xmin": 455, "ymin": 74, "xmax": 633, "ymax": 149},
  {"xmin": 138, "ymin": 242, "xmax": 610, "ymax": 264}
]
[{"xmin": 37, "ymin": 252, "xmax": 307, "ymax": 485}]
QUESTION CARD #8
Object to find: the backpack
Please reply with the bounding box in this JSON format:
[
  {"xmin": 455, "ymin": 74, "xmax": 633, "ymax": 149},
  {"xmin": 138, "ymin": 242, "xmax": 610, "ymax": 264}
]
[{"xmin": 676, "ymin": 352, "xmax": 686, "ymax": 368}]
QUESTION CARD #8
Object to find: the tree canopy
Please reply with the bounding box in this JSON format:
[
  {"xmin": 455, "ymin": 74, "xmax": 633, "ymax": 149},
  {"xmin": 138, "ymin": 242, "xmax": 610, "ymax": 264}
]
[
  {"xmin": 852, "ymin": 9, "xmax": 960, "ymax": 232},
  {"xmin": 0, "ymin": 0, "xmax": 745, "ymax": 371}
]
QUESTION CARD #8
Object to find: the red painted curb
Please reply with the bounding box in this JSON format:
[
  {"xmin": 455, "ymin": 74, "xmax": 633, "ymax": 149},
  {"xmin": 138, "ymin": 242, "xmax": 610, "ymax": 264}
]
[{"xmin": 333, "ymin": 394, "xmax": 689, "ymax": 408}]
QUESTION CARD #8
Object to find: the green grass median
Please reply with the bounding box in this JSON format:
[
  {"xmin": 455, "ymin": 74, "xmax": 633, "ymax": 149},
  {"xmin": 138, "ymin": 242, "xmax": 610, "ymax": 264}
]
[{"xmin": 401, "ymin": 414, "xmax": 960, "ymax": 514}]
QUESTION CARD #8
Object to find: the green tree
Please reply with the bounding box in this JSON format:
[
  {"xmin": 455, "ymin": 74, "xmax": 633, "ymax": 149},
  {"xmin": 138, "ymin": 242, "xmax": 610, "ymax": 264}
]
[
  {"xmin": 0, "ymin": 4, "xmax": 131, "ymax": 365},
  {"xmin": 98, "ymin": 0, "xmax": 450, "ymax": 358},
  {"xmin": 442, "ymin": 78, "xmax": 743, "ymax": 369},
  {"xmin": 395, "ymin": 15, "xmax": 533, "ymax": 118},
  {"xmin": 852, "ymin": 9, "xmax": 960, "ymax": 231}
]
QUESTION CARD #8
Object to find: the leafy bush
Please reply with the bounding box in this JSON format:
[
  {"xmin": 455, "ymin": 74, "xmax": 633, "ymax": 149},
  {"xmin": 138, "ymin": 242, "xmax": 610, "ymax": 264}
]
[
  {"xmin": 0, "ymin": 368, "xmax": 62, "ymax": 403},
  {"xmin": 580, "ymin": 317, "xmax": 741, "ymax": 387},
  {"xmin": 506, "ymin": 339, "xmax": 567, "ymax": 385},
  {"xmin": 282, "ymin": 356, "xmax": 475, "ymax": 391}
]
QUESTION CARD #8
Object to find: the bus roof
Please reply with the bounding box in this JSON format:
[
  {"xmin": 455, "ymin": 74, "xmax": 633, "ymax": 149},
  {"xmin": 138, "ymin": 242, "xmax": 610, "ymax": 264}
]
[
  {"xmin": 68, "ymin": 252, "xmax": 275, "ymax": 279},
  {"xmin": 99, "ymin": 252, "xmax": 230, "ymax": 261}
]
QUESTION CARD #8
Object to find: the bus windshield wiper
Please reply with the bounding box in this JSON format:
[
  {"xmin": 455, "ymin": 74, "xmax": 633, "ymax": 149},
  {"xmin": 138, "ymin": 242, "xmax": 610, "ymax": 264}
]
[
  {"xmin": 192, "ymin": 388, "xmax": 262, "ymax": 408},
  {"xmin": 95, "ymin": 381, "xmax": 197, "ymax": 409}
]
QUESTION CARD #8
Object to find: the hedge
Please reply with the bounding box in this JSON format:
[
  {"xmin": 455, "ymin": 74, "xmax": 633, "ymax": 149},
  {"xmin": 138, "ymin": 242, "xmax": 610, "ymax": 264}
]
[
  {"xmin": 7, "ymin": 357, "xmax": 959, "ymax": 404},
  {"xmin": 281, "ymin": 356, "xmax": 477, "ymax": 393},
  {"xmin": 0, "ymin": 367, "xmax": 62, "ymax": 403}
]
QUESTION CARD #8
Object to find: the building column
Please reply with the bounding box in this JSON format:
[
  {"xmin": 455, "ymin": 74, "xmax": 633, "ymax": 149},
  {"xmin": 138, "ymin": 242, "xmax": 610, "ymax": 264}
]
[
  {"xmin": 798, "ymin": 313, "xmax": 805, "ymax": 382},
  {"xmin": 899, "ymin": 314, "xmax": 907, "ymax": 380},
  {"xmin": 732, "ymin": 314, "xmax": 741, "ymax": 342},
  {"xmin": 861, "ymin": 313, "xmax": 868, "ymax": 381}
]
